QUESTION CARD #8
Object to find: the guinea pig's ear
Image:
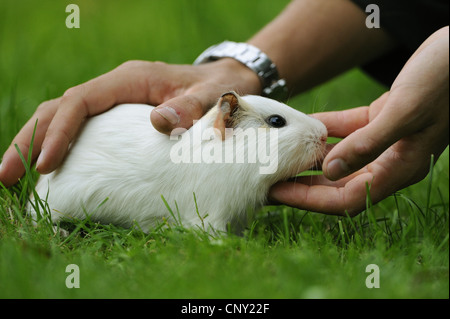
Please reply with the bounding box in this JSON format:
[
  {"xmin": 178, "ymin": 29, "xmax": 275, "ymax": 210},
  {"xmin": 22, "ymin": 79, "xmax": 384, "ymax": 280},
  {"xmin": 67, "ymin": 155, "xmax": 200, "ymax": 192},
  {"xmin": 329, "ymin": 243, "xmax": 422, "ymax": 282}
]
[{"xmin": 213, "ymin": 91, "xmax": 240, "ymax": 140}]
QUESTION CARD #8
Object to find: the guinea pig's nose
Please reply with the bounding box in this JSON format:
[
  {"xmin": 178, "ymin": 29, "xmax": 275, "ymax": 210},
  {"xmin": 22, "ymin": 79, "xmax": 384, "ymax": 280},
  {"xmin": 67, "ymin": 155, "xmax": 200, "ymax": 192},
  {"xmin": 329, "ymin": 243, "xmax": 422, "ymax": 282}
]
[{"xmin": 319, "ymin": 133, "xmax": 328, "ymax": 147}]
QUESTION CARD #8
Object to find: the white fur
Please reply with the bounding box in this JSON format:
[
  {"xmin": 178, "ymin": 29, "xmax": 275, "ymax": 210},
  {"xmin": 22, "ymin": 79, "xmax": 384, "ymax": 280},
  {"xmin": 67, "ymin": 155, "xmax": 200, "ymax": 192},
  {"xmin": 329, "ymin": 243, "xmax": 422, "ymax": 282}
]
[{"xmin": 30, "ymin": 94, "xmax": 327, "ymax": 233}]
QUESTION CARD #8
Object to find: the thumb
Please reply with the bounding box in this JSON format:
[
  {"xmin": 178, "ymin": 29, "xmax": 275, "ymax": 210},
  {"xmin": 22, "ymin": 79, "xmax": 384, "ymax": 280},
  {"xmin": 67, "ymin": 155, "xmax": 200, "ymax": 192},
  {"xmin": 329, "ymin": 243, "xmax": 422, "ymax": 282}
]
[
  {"xmin": 150, "ymin": 91, "xmax": 219, "ymax": 135},
  {"xmin": 322, "ymin": 115, "xmax": 401, "ymax": 181}
]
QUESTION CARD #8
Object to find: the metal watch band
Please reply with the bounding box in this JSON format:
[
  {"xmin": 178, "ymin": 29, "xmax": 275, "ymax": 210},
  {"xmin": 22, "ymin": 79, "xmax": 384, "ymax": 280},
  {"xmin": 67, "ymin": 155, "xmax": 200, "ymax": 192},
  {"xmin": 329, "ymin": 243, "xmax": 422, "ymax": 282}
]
[{"xmin": 193, "ymin": 41, "xmax": 288, "ymax": 100}]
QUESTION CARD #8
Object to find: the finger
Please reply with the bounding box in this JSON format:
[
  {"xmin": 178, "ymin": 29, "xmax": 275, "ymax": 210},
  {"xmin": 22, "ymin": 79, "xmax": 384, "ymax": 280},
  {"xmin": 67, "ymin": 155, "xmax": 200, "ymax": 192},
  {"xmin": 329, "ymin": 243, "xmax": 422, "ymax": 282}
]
[
  {"xmin": 311, "ymin": 106, "xmax": 370, "ymax": 138},
  {"xmin": 271, "ymin": 142, "xmax": 430, "ymax": 215},
  {"xmin": 269, "ymin": 171, "xmax": 375, "ymax": 216},
  {"xmin": 150, "ymin": 88, "xmax": 222, "ymax": 135},
  {"xmin": 288, "ymin": 171, "xmax": 356, "ymax": 187},
  {"xmin": 36, "ymin": 65, "xmax": 151, "ymax": 174},
  {"xmin": 311, "ymin": 92, "xmax": 391, "ymax": 139},
  {"xmin": 151, "ymin": 95, "xmax": 206, "ymax": 134},
  {"xmin": 0, "ymin": 99, "xmax": 60, "ymax": 187},
  {"xmin": 321, "ymin": 96, "xmax": 417, "ymax": 181}
]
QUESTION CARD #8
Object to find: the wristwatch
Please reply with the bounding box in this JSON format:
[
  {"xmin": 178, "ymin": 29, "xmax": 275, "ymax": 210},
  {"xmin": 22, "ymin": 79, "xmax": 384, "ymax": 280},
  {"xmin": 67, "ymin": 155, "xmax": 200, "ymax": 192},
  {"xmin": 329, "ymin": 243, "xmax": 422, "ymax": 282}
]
[{"xmin": 193, "ymin": 41, "xmax": 288, "ymax": 101}]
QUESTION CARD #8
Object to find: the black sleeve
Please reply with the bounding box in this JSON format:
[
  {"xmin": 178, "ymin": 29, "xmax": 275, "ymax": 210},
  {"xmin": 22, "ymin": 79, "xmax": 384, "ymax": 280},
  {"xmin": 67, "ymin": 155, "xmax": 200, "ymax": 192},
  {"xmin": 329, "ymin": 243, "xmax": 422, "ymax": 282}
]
[{"xmin": 350, "ymin": 0, "xmax": 449, "ymax": 87}]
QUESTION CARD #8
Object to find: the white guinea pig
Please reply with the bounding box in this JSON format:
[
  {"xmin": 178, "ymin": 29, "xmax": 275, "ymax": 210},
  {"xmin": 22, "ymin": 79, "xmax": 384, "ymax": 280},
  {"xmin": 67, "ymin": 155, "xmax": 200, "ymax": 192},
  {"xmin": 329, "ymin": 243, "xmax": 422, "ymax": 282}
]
[{"xmin": 30, "ymin": 92, "xmax": 327, "ymax": 233}]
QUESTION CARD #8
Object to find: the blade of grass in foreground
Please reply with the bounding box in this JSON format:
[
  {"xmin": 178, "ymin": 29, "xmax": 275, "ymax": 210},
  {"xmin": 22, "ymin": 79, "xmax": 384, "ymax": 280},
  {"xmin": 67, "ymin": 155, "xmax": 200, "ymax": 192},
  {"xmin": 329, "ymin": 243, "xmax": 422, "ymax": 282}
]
[{"xmin": 13, "ymin": 119, "xmax": 55, "ymax": 233}]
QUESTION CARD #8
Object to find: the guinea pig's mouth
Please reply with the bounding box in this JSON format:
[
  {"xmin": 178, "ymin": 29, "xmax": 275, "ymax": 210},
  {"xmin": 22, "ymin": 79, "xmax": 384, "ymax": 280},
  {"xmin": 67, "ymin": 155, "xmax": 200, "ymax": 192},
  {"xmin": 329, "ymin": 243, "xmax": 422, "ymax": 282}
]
[
  {"xmin": 291, "ymin": 132, "xmax": 328, "ymax": 174},
  {"xmin": 309, "ymin": 139, "xmax": 329, "ymax": 171}
]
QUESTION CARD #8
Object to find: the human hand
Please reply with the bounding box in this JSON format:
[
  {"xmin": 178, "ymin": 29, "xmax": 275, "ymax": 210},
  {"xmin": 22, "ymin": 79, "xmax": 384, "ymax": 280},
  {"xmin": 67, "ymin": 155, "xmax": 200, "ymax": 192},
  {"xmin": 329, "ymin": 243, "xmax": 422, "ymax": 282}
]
[
  {"xmin": 0, "ymin": 58, "xmax": 261, "ymax": 187},
  {"xmin": 269, "ymin": 26, "xmax": 449, "ymax": 216}
]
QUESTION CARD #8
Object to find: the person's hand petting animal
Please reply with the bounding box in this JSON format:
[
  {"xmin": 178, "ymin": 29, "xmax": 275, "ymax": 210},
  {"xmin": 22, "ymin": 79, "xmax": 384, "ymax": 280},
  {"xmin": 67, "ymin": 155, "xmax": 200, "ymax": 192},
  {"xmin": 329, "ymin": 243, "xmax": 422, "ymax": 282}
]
[{"xmin": 0, "ymin": 59, "xmax": 260, "ymax": 187}]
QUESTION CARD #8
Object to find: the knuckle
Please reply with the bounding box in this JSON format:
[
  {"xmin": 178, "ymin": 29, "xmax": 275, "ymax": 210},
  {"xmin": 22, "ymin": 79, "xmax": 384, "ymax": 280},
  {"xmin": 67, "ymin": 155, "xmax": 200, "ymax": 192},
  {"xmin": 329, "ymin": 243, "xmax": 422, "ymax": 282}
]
[
  {"xmin": 34, "ymin": 98, "xmax": 60, "ymax": 119},
  {"xmin": 61, "ymin": 86, "xmax": 88, "ymax": 111},
  {"xmin": 190, "ymin": 81, "xmax": 218, "ymax": 93},
  {"xmin": 118, "ymin": 60, "xmax": 141, "ymax": 68},
  {"xmin": 181, "ymin": 94, "xmax": 204, "ymax": 114},
  {"xmin": 36, "ymin": 100, "xmax": 53, "ymax": 112},
  {"xmin": 13, "ymin": 140, "xmax": 30, "ymax": 152},
  {"xmin": 152, "ymin": 60, "xmax": 168, "ymax": 67},
  {"xmin": 118, "ymin": 59, "xmax": 156, "ymax": 70},
  {"xmin": 352, "ymin": 135, "xmax": 380, "ymax": 159},
  {"xmin": 62, "ymin": 86, "xmax": 80, "ymax": 99}
]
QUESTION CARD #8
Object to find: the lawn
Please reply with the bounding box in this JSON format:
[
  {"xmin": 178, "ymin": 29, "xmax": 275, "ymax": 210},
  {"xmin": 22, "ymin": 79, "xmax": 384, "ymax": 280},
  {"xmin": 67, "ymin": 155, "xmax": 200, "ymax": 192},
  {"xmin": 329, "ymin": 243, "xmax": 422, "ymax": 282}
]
[{"xmin": 0, "ymin": 0, "xmax": 448, "ymax": 301}]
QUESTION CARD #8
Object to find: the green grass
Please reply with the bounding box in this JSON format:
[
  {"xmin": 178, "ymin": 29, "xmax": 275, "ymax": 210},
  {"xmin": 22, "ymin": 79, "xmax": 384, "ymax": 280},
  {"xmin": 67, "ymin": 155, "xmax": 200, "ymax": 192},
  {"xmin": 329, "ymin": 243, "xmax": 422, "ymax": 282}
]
[{"xmin": 0, "ymin": 0, "xmax": 448, "ymax": 299}]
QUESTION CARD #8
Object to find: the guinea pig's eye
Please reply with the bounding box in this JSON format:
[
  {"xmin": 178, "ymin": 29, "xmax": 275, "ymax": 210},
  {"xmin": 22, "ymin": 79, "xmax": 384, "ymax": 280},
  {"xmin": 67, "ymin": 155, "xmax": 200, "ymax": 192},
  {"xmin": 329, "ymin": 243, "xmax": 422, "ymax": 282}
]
[{"xmin": 266, "ymin": 115, "xmax": 286, "ymax": 128}]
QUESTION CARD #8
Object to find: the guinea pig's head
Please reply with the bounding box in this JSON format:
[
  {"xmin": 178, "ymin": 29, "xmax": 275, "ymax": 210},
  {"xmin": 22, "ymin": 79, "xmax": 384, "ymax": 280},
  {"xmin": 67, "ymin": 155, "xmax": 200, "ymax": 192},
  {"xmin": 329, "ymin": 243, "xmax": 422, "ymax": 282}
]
[{"xmin": 208, "ymin": 91, "xmax": 328, "ymax": 182}]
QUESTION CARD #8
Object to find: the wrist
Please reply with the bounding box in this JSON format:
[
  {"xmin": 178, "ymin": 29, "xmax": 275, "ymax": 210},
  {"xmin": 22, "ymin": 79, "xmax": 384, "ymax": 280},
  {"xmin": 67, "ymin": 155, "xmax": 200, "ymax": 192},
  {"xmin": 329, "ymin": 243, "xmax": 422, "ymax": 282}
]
[{"xmin": 199, "ymin": 58, "xmax": 263, "ymax": 96}]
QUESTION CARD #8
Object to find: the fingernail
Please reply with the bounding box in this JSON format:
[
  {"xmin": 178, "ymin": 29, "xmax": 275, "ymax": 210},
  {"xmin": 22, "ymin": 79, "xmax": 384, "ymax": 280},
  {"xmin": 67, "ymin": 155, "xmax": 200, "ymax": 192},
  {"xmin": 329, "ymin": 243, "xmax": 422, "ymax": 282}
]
[
  {"xmin": 326, "ymin": 158, "xmax": 350, "ymax": 180},
  {"xmin": 153, "ymin": 106, "xmax": 180, "ymax": 125}
]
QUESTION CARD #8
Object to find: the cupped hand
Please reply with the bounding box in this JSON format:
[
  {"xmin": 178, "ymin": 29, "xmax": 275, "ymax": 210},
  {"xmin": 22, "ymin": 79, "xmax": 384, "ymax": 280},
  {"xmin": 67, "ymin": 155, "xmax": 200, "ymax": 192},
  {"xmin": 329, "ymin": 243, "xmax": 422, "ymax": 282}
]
[
  {"xmin": 0, "ymin": 58, "xmax": 261, "ymax": 187},
  {"xmin": 269, "ymin": 26, "xmax": 449, "ymax": 216}
]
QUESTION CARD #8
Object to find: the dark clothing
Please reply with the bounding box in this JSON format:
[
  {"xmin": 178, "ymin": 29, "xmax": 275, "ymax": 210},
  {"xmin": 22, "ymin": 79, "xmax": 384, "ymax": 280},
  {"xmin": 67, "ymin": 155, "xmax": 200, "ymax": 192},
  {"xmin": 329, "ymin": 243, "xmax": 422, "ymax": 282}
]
[{"xmin": 350, "ymin": 0, "xmax": 449, "ymax": 86}]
